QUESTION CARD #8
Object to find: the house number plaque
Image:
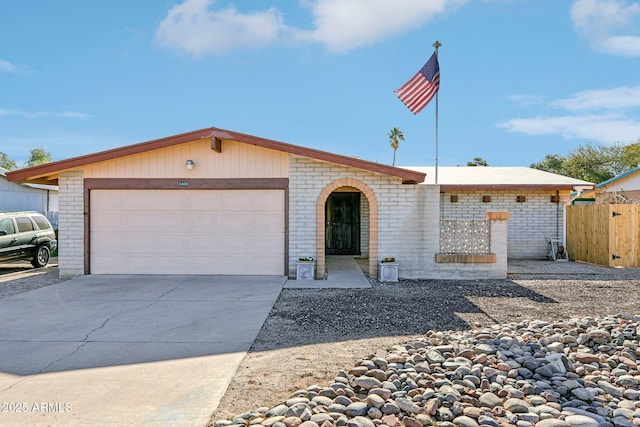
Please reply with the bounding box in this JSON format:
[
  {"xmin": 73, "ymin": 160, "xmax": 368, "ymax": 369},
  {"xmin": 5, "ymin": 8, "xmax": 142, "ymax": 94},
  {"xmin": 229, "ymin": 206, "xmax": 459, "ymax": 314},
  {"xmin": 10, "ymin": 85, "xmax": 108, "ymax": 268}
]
[{"xmin": 178, "ymin": 181, "xmax": 189, "ymax": 187}]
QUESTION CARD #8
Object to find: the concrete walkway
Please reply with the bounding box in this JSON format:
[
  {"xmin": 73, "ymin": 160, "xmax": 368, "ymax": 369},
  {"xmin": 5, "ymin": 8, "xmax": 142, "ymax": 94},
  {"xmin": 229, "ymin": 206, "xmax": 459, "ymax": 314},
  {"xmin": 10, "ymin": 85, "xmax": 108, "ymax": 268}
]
[
  {"xmin": 0, "ymin": 275, "xmax": 285, "ymax": 427},
  {"xmin": 285, "ymin": 255, "xmax": 371, "ymax": 288}
]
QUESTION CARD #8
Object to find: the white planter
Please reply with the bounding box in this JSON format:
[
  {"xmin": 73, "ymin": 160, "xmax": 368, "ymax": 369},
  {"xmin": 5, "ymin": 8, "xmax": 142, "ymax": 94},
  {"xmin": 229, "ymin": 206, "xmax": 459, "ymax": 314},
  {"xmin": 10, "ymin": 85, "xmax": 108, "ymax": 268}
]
[
  {"xmin": 378, "ymin": 262, "xmax": 398, "ymax": 282},
  {"xmin": 296, "ymin": 262, "xmax": 316, "ymax": 280}
]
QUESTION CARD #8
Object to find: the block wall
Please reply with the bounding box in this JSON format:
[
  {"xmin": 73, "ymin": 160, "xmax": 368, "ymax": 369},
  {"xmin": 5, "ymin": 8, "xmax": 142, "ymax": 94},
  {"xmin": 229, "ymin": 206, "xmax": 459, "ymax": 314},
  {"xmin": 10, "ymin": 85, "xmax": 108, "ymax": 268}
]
[
  {"xmin": 58, "ymin": 171, "xmax": 85, "ymax": 277},
  {"xmin": 440, "ymin": 190, "xmax": 568, "ymax": 259},
  {"xmin": 289, "ymin": 156, "xmax": 506, "ymax": 279}
]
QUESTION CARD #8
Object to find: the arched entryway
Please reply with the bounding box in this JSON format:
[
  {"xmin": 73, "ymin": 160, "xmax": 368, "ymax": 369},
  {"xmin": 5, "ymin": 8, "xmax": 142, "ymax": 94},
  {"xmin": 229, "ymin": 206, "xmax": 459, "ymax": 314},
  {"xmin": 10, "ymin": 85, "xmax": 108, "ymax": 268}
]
[{"xmin": 316, "ymin": 178, "xmax": 378, "ymax": 279}]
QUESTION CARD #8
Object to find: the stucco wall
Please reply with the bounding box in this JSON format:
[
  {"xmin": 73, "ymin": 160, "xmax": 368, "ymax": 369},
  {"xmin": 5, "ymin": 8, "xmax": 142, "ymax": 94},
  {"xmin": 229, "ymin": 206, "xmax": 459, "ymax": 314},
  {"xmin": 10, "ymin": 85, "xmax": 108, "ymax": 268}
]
[{"xmin": 440, "ymin": 190, "xmax": 569, "ymax": 259}]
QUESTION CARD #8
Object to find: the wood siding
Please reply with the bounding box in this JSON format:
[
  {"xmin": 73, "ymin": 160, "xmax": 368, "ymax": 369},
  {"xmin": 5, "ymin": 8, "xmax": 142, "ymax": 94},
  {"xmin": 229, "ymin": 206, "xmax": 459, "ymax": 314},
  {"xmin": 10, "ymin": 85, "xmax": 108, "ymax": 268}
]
[{"xmin": 83, "ymin": 139, "xmax": 289, "ymax": 179}]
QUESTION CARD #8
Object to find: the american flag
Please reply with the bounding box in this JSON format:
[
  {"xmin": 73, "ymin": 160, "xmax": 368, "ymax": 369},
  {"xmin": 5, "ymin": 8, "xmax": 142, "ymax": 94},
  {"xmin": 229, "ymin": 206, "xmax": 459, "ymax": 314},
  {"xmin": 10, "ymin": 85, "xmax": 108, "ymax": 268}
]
[{"xmin": 394, "ymin": 52, "xmax": 440, "ymax": 115}]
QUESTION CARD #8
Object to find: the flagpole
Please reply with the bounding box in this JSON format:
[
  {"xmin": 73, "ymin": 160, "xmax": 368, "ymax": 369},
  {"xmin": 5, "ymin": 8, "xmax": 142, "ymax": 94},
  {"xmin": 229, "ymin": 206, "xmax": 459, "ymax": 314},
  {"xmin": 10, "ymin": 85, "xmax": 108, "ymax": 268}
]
[{"xmin": 433, "ymin": 40, "xmax": 441, "ymax": 185}]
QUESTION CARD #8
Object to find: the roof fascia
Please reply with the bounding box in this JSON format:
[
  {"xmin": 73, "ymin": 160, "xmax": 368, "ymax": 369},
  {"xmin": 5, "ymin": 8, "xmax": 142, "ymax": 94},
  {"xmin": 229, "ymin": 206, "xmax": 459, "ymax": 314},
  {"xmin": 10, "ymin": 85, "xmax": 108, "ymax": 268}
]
[
  {"xmin": 6, "ymin": 127, "xmax": 216, "ymax": 183},
  {"xmin": 212, "ymin": 129, "xmax": 425, "ymax": 184},
  {"xmin": 439, "ymin": 184, "xmax": 589, "ymax": 191},
  {"xmin": 7, "ymin": 126, "xmax": 425, "ymax": 185},
  {"xmin": 595, "ymin": 166, "xmax": 640, "ymax": 189}
]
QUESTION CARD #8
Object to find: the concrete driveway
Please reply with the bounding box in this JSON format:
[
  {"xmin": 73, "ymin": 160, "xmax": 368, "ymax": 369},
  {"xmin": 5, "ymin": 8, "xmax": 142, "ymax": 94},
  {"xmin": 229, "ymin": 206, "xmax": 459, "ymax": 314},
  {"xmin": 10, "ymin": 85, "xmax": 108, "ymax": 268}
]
[{"xmin": 0, "ymin": 274, "xmax": 285, "ymax": 427}]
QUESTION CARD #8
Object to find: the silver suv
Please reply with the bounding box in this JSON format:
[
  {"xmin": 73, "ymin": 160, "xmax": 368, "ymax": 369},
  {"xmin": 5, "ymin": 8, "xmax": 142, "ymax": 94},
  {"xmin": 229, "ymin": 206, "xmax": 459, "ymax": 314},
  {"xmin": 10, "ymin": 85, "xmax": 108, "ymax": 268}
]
[{"xmin": 0, "ymin": 211, "xmax": 57, "ymax": 268}]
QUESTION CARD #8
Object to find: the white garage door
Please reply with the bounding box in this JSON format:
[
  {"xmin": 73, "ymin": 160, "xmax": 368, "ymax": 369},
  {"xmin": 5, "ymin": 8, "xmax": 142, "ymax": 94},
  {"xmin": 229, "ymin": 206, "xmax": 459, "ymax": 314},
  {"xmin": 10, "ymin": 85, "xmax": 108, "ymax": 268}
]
[{"xmin": 90, "ymin": 189, "xmax": 285, "ymax": 275}]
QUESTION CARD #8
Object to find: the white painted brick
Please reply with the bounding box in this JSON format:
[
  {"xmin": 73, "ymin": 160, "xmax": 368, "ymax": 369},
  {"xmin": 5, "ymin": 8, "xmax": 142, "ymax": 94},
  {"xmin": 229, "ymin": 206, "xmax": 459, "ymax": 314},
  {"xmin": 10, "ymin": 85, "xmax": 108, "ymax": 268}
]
[{"xmin": 58, "ymin": 171, "xmax": 84, "ymax": 277}]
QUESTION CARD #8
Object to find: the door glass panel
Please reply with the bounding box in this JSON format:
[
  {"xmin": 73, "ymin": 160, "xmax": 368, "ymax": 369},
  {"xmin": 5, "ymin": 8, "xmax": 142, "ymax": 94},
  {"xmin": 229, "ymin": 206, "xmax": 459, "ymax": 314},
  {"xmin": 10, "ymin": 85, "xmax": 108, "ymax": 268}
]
[{"xmin": 0, "ymin": 218, "xmax": 15, "ymax": 234}]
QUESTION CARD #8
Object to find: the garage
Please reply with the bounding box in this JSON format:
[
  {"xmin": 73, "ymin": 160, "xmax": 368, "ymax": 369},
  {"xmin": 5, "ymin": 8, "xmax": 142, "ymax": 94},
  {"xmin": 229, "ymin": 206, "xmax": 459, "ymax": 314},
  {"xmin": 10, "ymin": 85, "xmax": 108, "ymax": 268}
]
[{"xmin": 89, "ymin": 189, "xmax": 285, "ymax": 275}]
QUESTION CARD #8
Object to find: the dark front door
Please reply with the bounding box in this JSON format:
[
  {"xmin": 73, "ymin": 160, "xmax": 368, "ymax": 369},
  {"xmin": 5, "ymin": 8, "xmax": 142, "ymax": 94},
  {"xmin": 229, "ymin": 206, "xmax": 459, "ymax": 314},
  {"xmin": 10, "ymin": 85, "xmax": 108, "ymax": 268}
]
[{"xmin": 326, "ymin": 192, "xmax": 360, "ymax": 255}]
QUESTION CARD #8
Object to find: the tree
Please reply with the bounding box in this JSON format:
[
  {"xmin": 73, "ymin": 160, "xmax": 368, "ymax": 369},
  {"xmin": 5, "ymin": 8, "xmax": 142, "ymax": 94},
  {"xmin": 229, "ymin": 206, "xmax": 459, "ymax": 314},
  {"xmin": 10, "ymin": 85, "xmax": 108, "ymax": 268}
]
[
  {"xmin": 618, "ymin": 141, "xmax": 640, "ymax": 171},
  {"xmin": 0, "ymin": 152, "xmax": 17, "ymax": 170},
  {"xmin": 530, "ymin": 154, "xmax": 566, "ymax": 175},
  {"xmin": 467, "ymin": 157, "xmax": 489, "ymax": 166},
  {"xmin": 560, "ymin": 143, "xmax": 614, "ymax": 183},
  {"xmin": 531, "ymin": 139, "xmax": 640, "ymax": 183},
  {"xmin": 388, "ymin": 127, "xmax": 405, "ymax": 166},
  {"xmin": 26, "ymin": 148, "xmax": 53, "ymax": 167}
]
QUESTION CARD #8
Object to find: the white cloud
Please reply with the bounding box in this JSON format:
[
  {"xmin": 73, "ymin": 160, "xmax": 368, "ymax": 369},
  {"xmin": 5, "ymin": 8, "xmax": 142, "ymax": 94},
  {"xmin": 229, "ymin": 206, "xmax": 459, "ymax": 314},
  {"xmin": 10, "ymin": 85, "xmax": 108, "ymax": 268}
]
[
  {"xmin": 294, "ymin": 0, "xmax": 467, "ymax": 53},
  {"xmin": 0, "ymin": 109, "xmax": 90, "ymax": 120},
  {"xmin": 552, "ymin": 85, "xmax": 640, "ymax": 111},
  {"xmin": 571, "ymin": 0, "xmax": 640, "ymax": 57},
  {"xmin": 501, "ymin": 83, "xmax": 640, "ymax": 144},
  {"xmin": 599, "ymin": 35, "xmax": 640, "ymax": 57},
  {"xmin": 507, "ymin": 94, "xmax": 545, "ymax": 106},
  {"xmin": 499, "ymin": 114, "xmax": 640, "ymax": 144},
  {"xmin": 0, "ymin": 60, "xmax": 31, "ymax": 74},
  {"xmin": 155, "ymin": 0, "xmax": 288, "ymax": 55},
  {"xmin": 155, "ymin": 0, "xmax": 466, "ymax": 55}
]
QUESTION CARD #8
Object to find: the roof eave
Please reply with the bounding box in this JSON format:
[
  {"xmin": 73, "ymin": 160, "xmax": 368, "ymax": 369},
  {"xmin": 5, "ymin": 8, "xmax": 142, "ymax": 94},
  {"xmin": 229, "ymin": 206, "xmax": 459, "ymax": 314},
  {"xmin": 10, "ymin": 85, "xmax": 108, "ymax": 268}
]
[
  {"xmin": 211, "ymin": 129, "xmax": 425, "ymax": 184},
  {"xmin": 6, "ymin": 126, "xmax": 426, "ymax": 185},
  {"xmin": 439, "ymin": 184, "xmax": 594, "ymax": 191},
  {"xmin": 5, "ymin": 127, "xmax": 216, "ymax": 184}
]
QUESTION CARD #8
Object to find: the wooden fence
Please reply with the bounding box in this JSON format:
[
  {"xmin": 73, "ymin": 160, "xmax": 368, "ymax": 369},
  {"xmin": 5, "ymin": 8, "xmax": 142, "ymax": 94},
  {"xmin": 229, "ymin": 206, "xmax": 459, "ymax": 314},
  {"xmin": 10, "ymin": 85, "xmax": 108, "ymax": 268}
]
[{"xmin": 566, "ymin": 204, "xmax": 640, "ymax": 267}]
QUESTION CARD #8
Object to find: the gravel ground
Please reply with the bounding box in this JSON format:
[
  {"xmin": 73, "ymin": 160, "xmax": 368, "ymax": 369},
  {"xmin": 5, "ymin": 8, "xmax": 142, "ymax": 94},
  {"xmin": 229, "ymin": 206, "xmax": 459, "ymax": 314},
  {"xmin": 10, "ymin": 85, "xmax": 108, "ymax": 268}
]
[
  {"xmin": 212, "ymin": 260, "xmax": 640, "ymax": 423},
  {"xmin": 2, "ymin": 260, "xmax": 639, "ymax": 425},
  {"xmin": 0, "ymin": 260, "xmax": 65, "ymax": 298}
]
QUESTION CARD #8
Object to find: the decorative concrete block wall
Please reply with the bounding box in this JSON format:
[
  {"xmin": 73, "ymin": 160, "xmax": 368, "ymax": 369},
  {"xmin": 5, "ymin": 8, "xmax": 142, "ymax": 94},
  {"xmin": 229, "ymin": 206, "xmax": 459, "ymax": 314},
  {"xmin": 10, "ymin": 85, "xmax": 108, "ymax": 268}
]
[
  {"xmin": 431, "ymin": 211, "xmax": 509, "ymax": 279},
  {"xmin": 58, "ymin": 171, "xmax": 84, "ymax": 277}
]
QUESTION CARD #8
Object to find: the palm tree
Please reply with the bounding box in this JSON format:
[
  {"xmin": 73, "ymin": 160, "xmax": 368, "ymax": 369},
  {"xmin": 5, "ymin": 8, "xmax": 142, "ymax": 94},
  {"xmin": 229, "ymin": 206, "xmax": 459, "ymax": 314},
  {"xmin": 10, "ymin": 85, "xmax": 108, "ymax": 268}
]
[{"xmin": 388, "ymin": 127, "xmax": 405, "ymax": 166}]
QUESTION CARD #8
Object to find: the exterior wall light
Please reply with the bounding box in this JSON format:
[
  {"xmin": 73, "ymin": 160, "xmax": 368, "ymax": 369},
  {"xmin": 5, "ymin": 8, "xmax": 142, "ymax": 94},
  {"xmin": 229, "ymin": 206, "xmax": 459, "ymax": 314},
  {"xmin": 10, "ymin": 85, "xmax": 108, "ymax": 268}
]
[{"xmin": 185, "ymin": 160, "xmax": 195, "ymax": 170}]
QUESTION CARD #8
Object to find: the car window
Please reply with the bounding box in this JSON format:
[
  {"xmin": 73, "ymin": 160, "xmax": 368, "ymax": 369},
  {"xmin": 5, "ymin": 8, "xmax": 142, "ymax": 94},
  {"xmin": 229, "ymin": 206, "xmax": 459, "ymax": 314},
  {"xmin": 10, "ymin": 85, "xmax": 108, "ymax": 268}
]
[
  {"xmin": 32, "ymin": 215, "xmax": 52, "ymax": 230},
  {"xmin": 0, "ymin": 218, "xmax": 16, "ymax": 234},
  {"xmin": 15, "ymin": 217, "xmax": 35, "ymax": 233}
]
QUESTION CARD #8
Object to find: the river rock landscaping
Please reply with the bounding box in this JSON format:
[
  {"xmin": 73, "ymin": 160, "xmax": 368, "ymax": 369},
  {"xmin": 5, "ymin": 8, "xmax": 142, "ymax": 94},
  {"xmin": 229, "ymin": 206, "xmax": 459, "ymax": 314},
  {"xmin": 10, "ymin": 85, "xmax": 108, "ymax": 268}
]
[{"xmin": 215, "ymin": 314, "xmax": 640, "ymax": 427}]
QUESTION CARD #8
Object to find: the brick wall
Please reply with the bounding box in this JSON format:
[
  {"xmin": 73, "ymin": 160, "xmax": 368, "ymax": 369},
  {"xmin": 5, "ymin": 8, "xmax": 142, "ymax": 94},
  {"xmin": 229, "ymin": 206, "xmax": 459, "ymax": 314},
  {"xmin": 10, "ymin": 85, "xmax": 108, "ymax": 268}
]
[
  {"xmin": 58, "ymin": 171, "xmax": 84, "ymax": 277},
  {"xmin": 440, "ymin": 190, "xmax": 569, "ymax": 259},
  {"xmin": 289, "ymin": 156, "xmax": 506, "ymax": 279},
  {"xmin": 360, "ymin": 196, "xmax": 369, "ymax": 257}
]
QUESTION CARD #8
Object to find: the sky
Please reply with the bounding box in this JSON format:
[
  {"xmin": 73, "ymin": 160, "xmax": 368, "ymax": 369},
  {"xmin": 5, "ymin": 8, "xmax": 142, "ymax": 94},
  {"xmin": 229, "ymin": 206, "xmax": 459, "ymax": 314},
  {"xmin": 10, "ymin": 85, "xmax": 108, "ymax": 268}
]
[{"xmin": 1, "ymin": 0, "xmax": 640, "ymax": 168}]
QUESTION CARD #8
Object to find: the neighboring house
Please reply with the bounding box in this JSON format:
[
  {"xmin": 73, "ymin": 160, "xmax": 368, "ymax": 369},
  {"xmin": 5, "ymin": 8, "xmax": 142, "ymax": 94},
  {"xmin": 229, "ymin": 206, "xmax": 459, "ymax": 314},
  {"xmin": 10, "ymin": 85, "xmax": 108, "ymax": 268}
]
[
  {"xmin": 593, "ymin": 165, "xmax": 640, "ymax": 203},
  {"xmin": 6, "ymin": 127, "xmax": 592, "ymax": 279},
  {"xmin": 1, "ymin": 166, "xmax": 59, "ymax": 228},
  {"xmin": 405, "ymin": 167, "xmax": 594, "ymax": 259}
]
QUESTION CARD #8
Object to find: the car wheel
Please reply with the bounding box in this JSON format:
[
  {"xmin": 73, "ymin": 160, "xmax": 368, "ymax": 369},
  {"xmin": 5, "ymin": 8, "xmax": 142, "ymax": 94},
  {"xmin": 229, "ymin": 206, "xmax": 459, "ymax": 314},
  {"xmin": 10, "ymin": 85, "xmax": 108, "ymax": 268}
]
[{"xmin": 32, "ymin": 245, "xmax": 50, "ymax": 268}]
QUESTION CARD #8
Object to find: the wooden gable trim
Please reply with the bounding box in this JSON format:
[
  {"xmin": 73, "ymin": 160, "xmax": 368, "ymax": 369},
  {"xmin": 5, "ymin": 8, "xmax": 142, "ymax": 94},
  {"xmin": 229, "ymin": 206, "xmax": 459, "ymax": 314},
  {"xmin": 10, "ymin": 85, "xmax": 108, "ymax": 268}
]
[
  {"xmin": 212, "ymin": 137, "xmax": 223, "ymax": 153},
  {"xmin": 6, "ymin": 128, "xmax": 215, "ymax": 184},
  {"xmin": 6, "ymin": 127, "xmax": 426, "ymax": 185}
]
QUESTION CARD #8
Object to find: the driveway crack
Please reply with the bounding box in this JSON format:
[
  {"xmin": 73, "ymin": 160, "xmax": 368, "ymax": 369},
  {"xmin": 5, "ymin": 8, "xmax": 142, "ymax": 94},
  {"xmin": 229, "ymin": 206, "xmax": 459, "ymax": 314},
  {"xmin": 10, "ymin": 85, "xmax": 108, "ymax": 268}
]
[{"xmin": 0, "ymin": 284, "xmax": 181, "ymax": 393}]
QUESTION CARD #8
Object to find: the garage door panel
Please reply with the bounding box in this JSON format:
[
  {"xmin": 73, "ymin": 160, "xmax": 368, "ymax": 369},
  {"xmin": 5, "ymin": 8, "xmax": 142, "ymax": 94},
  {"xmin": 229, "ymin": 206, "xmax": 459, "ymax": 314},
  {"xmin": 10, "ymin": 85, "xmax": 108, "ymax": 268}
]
[
  {"xmin": 92, "ymin": 255, "xmax": 284, "ymax": 276},
  {"xmin": 255, "ymin": 213, "xmax": 285, "ymax": 230},
  {"xmin": 90, "ymin": 189, "xmax": 285, "ymax": 275},
  {"xmin": 199, "ymin": 234, "xmax": 282, "ymax": 253}
]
